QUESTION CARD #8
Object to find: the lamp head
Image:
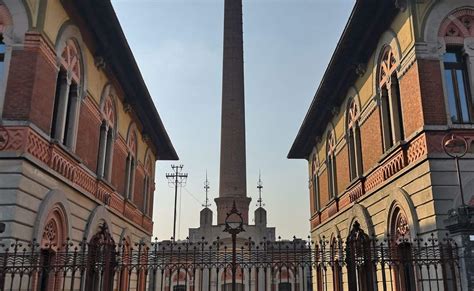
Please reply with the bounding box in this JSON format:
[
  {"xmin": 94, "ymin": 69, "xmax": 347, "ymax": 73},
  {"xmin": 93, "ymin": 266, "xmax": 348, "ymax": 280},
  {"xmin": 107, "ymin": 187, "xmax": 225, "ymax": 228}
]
[{"xmin": 443, "ymin": 134, "xmax": 468, "ymax": 158}]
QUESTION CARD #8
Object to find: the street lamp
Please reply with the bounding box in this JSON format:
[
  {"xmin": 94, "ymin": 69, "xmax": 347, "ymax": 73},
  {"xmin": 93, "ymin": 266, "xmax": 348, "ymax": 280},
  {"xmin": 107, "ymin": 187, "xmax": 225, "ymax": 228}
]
[
  {"xmin": 224, "ymin": 201, "xmax": 244, "ymax": 291},
  {"xmin": 442, "ymin": 134, "xmax": 468, "ymax": 207}
]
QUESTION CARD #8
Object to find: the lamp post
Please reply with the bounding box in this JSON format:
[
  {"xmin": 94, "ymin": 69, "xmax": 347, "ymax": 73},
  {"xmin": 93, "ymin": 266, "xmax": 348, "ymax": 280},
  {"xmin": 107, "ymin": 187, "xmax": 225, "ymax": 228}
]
[
  {"xmin": 224, "ymin": 201, "xmax": 245, "ymax": 291},
  {"xmin": 442, "ymin": 134, "xmax": 468, "ymax": 207}
]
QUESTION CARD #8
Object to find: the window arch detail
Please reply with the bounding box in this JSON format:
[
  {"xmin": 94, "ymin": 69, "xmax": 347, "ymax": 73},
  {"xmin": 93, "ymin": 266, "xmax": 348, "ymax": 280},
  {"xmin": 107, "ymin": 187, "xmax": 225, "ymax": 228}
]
[
  {"xmin": 326, "ymin": 130, "xmax": 337, "ymax": 199},
  {"xmin": 346, "ymin": 99, "xmax": 363, "ymax": 180},
  {"xmin": 97, "ymin": 86, "xmax": 117, "ymax": 181},
  {"xmin": 51, "ymin": 32, "xmax": 85, "ymax": 150},
  {"xmin": 378, "ymin": 46, "xmax": 404, "ymax": 151},
  {"xmin": 439, "ymin": 9, "xmax": 474, "ymax": 44},
  {"xmin": 124, "ymin": 124, "xmax": 138, "ymax": 200},
  {"xmin": 143, "ymin": 152, "xmax": 154, "ymax": 215},
  {"xmin": 311, "ymin": 153, "xmax": 320, "ymax": 213},
  {"xmin": 439, "ymin": 8, "xmax": 474, "ymax": 124}
]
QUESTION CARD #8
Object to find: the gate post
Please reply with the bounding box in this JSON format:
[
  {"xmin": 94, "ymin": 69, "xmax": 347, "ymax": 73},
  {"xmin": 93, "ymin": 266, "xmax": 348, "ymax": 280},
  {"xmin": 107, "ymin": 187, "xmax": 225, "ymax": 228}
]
[
  {"xmin": 224, "ymin": 202, "xmax": 245, "ymax": 291},
  {"xmin": 444, "ymin": 205, "xmax": 474, "ymax": 291}
]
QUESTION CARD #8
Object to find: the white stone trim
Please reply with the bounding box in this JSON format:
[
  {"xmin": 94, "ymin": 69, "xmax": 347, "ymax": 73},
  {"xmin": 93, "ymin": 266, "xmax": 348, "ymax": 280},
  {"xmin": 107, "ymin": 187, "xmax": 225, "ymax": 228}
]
[
  {"xmin": 346, "ymin": 204, "xmax": 374, "ymax": 237},
  {"xmin": 84, "ymin": 205, "xmax": 112, "ymax": 242},
  {"xmin": 32, "ymin": 189, "xmax": 72, "ymax": 243},
  {"xmin": 383, "ymin": 188, "xmax": 420, "ymax": 238}
]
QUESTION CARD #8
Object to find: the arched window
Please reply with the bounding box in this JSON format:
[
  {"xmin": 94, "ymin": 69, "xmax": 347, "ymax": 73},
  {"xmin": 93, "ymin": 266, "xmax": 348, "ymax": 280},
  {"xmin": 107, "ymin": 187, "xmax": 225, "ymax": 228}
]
[
  {"xmin": 346, "ymin": 221, "xmax": 375, "ymax": 291},
  {"xmin": 97, "ymin": 91, "xmax": 116, "ymax": 181},
  {"xmin": 125, "ymin": 128, "xmax": 138, "ymax": 199},
  {"xmin": 38, "ymin": 206, "xmax": 68, "ymax": 291},
  {"xmin": 311, "ymin": 154, "xmax": 320, "ymax": 213},
  {"xmin": 85, "ymin": 224, "xmax": 115, "ymax": 291},
  {"xmin": 379, "ymin": 47, "xmax": 404, "ymax": 151},
  {"xmin": 439, "ymin": 9, "xmax": 474, "ymax": 124},
  {"xmin": 347, "ymin": 99, "xmax": 363, "ymax": 180},
  {"xmin": 390, "ymin": 207, "xmax": 416, "ymax": 291},
  {"xmin": 143, "ymin": 155, "xmax": 153, "ymax": 215},
  {"xmin": 331, "ymin": 237, "xmax": 343, "ymax": 291},
  {"xmin": 326, "ymin": 131, "xmax": 337, "ymax": 199},
  {"xmin": 51, "ymin": 39, "xmax": 82, "ymax": 149}
]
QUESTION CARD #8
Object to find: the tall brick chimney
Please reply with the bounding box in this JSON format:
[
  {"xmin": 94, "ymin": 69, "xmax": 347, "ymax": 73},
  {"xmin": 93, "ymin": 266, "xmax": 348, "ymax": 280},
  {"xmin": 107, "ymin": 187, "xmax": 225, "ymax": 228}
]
[{"xmin": 215, "ymin": 0, "xmax": 251, "ymax": 224}]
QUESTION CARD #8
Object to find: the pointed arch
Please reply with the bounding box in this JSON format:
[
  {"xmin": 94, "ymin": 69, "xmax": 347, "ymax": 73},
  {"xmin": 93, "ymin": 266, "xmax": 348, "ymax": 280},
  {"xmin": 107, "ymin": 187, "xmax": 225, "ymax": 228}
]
[
  {"xmin": 124, "ymin": 122, "xmax": 139, "ymax": 200},
  {"xmin": 84, "ymin": 205, "xmax": 113, "ymax": 242},
  {"xmin": 99, "ymin": 84, "xmax": 118, "ymax": 135},
  {"xmin": 33, "ymin": 189, "xmax": 72, "ymax": 247},
  {"xmin": 0, "ymin": 0, "xmax": 30, "ymax": 44},
  {"xmin": 126, "ymin": 122, "xmax": 139, "ymax": 158},
  {"xmin": 326, "ymin": 128, "xmax": 337, "ymax": 199},
  {"xmin": 346, "ymin": 96, "xmax": 363, "ymax": 181},
  {"xmin": 383, "ymin": 188, "xmax": 419, "ymax": 238},
  {"xmin": 51, "ymin": 22, "xmax": 87, "ymax": 150},
  {"xmin": 55, "ymin": 22, "xmax": 87, "ymax": 99}
]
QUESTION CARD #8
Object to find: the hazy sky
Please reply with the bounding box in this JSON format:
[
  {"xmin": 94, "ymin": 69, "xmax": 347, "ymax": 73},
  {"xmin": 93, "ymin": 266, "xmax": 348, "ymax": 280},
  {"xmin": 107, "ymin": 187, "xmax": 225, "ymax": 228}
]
[{"xmin": 111, "ymin": 0, "xmax": 355, "ymax": 240}]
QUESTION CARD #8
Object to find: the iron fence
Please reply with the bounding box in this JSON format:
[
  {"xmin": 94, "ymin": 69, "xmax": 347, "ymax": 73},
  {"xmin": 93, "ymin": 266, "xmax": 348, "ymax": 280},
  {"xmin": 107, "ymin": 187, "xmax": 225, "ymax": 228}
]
[{"xmin": 0, "ymin": 225, "xmax": 463, "ymax": 291}]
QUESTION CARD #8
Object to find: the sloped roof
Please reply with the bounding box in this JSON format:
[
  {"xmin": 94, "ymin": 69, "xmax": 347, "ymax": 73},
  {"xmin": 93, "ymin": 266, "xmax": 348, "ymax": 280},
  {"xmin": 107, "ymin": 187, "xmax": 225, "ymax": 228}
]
[
  {"xmin": 63, "ymin": 0, "xmax": 178, "ymax": 160},
  {"xmin": 288, "ymin": 0, "xmax": 399, "ymax": 159}
]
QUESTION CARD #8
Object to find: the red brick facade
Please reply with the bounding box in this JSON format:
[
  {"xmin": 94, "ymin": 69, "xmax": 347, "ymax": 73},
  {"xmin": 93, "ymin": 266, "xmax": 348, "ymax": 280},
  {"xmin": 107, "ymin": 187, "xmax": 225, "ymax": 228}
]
[
  {"xmin": 399, "ymin": 62, "xmax": 425, "ymax": 137},
  {"xmin": 3, "ymin": 33, "xmax": 57, "ymax": 134},
  {"xmin": 417, "ymin": 60, "xmax": 448, "ymax": 125},
  {"xmin": 360, "ymin": 107, "xmax": 383, "ymax": 173},
  {"xmin": 75, "ymin": 99, "xmax": 101, "ymax": 171},
  {"xmin": 1, "ymin": 30, "xmax": 160, "ymax": 234}
]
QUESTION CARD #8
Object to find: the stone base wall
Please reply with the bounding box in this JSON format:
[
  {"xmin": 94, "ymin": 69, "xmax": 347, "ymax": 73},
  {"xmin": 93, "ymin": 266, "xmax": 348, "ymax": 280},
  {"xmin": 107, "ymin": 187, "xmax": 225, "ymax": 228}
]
[{"xmin": 0, "ymin": 157, "xmax": 149, "ymax": 246}]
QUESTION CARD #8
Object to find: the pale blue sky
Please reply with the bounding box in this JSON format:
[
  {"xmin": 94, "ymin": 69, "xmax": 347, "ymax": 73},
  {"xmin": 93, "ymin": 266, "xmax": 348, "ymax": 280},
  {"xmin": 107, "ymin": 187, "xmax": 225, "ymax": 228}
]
[{"xmin": 111, "ymin": 0, "xmax": 355, "ymax": 240}]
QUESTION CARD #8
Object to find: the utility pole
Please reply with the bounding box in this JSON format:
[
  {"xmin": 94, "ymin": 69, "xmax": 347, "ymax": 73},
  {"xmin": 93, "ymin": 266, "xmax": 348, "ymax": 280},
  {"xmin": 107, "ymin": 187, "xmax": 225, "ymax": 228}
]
[{"xmin": 166, "ymin": 165, "xmax": 188, "ymax": 240}]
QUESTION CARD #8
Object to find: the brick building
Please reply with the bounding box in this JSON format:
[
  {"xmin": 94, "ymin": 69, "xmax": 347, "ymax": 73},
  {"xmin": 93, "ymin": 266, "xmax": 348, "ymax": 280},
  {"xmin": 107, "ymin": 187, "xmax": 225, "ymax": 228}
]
[
  {"xmin": 289, "ymin": 0, "xmax": 474, "ymax": 290},
  {"xmin": 0, "ymin": 0, "xmax": 177, "ymax": 264}
]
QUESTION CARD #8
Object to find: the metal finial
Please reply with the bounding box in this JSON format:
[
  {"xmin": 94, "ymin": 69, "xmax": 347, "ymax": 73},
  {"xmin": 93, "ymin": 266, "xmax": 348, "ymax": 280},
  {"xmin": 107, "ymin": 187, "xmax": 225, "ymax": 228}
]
[
  {"xmin": 203, "ymin": 170, "xmax": 211, "ymax": 208},
  {"xmin": 257, "ymin": 170, "xmax": 264, "ymax": 208}
]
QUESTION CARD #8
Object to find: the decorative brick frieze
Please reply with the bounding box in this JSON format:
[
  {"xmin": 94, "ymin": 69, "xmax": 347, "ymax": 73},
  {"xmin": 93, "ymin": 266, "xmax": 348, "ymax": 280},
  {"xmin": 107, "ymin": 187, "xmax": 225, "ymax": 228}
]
[
  {"xmin": 347, "ymin": 180, "xmax": 364, "ymax": 202},
  {"xmin": 407, "ymin": 134, "xmax": 427, "ymax": 163},
  {"xmin": 382, "ymin": 149, "xmax": 405, "ymax": 180},
  {"xmin": 0, "ymin": 125, "xmax": 153, "ymax": 234},
  {"xmin": 311, "ymin": 132, "xmax": 430, "ymax": 231},
  {"xmin": 0, "ymin": 126, "xmax": 27, "ymax": 152}
]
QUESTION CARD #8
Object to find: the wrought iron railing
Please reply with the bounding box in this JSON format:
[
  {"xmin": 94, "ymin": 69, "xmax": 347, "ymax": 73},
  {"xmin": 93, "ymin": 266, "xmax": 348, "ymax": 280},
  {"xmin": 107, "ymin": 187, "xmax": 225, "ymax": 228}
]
[{"xmin": 0, "ymin": 230, "xmax": 463, "ymax": 291}]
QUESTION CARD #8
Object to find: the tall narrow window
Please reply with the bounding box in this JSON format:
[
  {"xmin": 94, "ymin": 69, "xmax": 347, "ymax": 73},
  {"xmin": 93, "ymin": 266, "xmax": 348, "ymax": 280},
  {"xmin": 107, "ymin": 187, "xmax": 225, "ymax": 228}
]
[
  {"xmin": 143, "ymin": 157, "xmax": 153, "ymax": 215},
  {"xmin": 390, "ymin": 208, "xmax": 416, "ymax": 291},
  {"xmin": 327, "ymin": 131, "xmax": 337, "ymax": 199},
  {"xmin": 379, "ymin": 47, "xmax": 404, "ymax": 151},
  {"xmin": 97, "ymin": 94, "xmax": 116, "ymax": 181},
  {"xmin": 347, "ymin": 99, "xmax": 363, "ymax": 180},
  {"xmin": 51, "ymin": 39, "xmax": 82, "ymax": 149},
  {"xmin": 346, "ymin": 222, "xmax": 376, "ymax": 291},
  {"xmin": 443, "ymin": 48, "xmax": 472, "ymax": 123},
  {"xmin": 0, "ymin": 35, "xmax": 6, "ymax": 80},
  {"xmin": 124, "ymin": 130, "xmax": 137, "ymax": 200},
  {"xmin": 331, "ymin": 238, "xmax": 343, "ymax": 291},
  {"xmin": 311, "ymin": 155, "xmax": 320, "ymax": 213}
]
